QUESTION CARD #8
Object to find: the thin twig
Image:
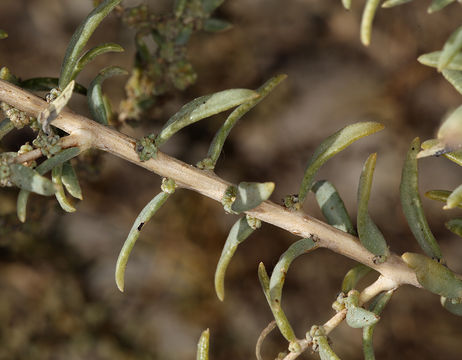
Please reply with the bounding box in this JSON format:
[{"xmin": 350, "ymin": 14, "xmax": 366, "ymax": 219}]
[
  {"xmin": 281, "ymin": 276, "xmax": 395, "ymax": 360},
  {"xmin": 0, "ymin": 79, "xmax": 421, "ymax": 288},
  {"xmin": 256, "ymin": 320, "xmax": 277, "ymax": 360},
  {"xmin": 13, "ymin": 134, "xmax": 83, "ymax": 164}
]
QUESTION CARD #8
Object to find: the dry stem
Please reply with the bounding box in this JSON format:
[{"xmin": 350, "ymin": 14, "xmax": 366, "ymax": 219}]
[{"xmin": 0, "ymin": 79, "xmax": 420, "ymax": 288}]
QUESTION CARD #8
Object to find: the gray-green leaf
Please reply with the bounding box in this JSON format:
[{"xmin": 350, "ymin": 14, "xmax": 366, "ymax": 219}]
[
  {"xmin": 155, "ymin": 89, "xmax": 259, "ymax": 147},
  {"xmin": 73, "ymin": 42, "xmax": 124, "ymax": 82},
  {"xmin": 402, "ymin": 252, "xmax": 462, "ymax": 301},
  {"xmin": 316, "ymin": 336, "xmax": 341, "ymax": 360},
  {"xmin": 196, "ymin": 329, "xmax": 210, "ymax": 360},
  {"xmin": 20, "ymin": 77, "xmax": 87, "ymax": 95},
  {"xmin": 382, "ymin": 0, "xmax": 413, "ymax": 8},
  {"xmin": 428, "ymin": 0, "xmax": 455, "ymax": 13},
  {"xmin": 346, "ymin": 306, "xmax": 380, "ymax": 328},
  {"xmin": 230, "ymin": 181, "xmax": 275, "ymax": 213},
  {"xmin": 269, "ymin": 238, "xmax": 318, "ymax": 303},
  {"xmin": 52, "ymin": 164, "xmax": 76, "ymax": 212},
  {"xmin": 62, "ymin": 161, "xmax": 83, "ymax": 200},
  {"xmin": 342, "ymin": 264, "xmax": 372, "ymax": 293},
  {"xmin": 197, "ymin": 74, "xmax": 287, "ymax": 170},
  {"xmin": 363, "ymin": 290, "xmax": 393, "ymax": 360},
  {"xmin": 442, "ymin": 69, "xmax": 462, "ymax": 96},
  {"xmin": 115, "ymin": 190, "xmax": 172, "ymax": 292},
  {"xmin": 445, "ymin": 218, "xmax": 462, "ymax": 238},
  {"xmin": 400, "ymin": 138, "xmax": 442, "ymax": 261},
  {"xmin": 9, "ymin": 164, "xmax": 55, "ymax": 196},
  {"xmin": 357, "ymin": 153, "xmax": 389, "ymax": 261},
  {"xmin": 312, "ymin": 180, "xmax": 356, "ymax": 235},
  {"xmin": 298, "ymin": 122, "xmax": 384, "ymax": 205},
  {"xmin": 257, "ymin": 262, "xmax": 296, "ymax": 342},
  {"xmin": 441, "ymin": 296, "xmax": 462, "ymax": 316},
  {"xmin": 88, "ymin": 66, "xmax": 128, "ymax": 125},
  {"xmin": 59, "ymin": 0, "xmax": 123, "ymax": 89},
  {"xmin": 361, "ymin": 0, "xmax": 381, "ymax": 46},
  {"xmin": 418, "ymin": 51, "xmax": 462, "ymax": 71},
  {"xmin": 215, "ymin": 217, "xmax": 255, "ymax": 301},
  {"xmin": 438, "ymin": 26, "xmax": 462, "ymax": 71}
]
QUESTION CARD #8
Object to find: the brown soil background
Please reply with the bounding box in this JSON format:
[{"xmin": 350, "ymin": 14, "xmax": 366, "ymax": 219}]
[{"xmin": 1, "ymin": 0, "xmax": 462, "ymax": 359}]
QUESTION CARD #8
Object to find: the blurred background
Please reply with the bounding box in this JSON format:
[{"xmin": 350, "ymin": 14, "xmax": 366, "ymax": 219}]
[{"xmin": 1, "ymin": 0, "xmax": 462, "ymax": 359}]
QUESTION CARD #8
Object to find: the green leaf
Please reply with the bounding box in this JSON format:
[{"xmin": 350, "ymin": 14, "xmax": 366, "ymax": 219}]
[
  {"xmin": 342, "ymin": 0, "xmax": 352, "ymax": 10},
  {"xmin": 400, "ymin": 138, "xmax": 443, "ymax": 261},
  {"xmin": 360, "ymin": 0, "xmax": 381, "ymax": 46},
  {"xmin": 342, "ymin": 264, "xmax": 372, "ymax": 293},
  {"xmin": 203, "ymin": 18, "xmax": 233, "ymax": 32},
  {"xmin": 402, "ymin": 252, "xmax": 462, "ymax": 301},
  {"xmin": 88, "ymin": 66, "xmax": 128, "ymax": 125},
  {"xmin": 381, "ymin": 0, "xmax": 413, "ymax": 8},
  {"xmin": 72, "ymin": 42, "xmax": 124, "ymax": 81},
  {"xmin": 215, "ymin": 217, "xmax": 255, "ymax": 301},
  {"xmin": 155, "ymin": 89, "xmax": 259, "ymax": 148},
  {"xmin": 446, "ymin": 184, "xmax": 462, "ymax": 209},
  {"xmin": 115, "ymin": 190, "xmax": 172, "ymax": 292},
  {"xmin": 312, "ymin": 180, "xmax": 356, "ymax": 235},
  {"xmin": 15, "ymin": 148, "xmax": 81, "ymax": 222},
  {"xmin": 9, "ymin": 164, "xmax": 55, "ymax": 196},
  {"xmin": 16, "ymin": 189, "xmax": 29, "ymax": 223},
  {"xmin": 346, "ymin": 306, "xmax": 380, "ymax": 328},
  {"xmin": 230, "ymin": 181, "xmax": 275, "ymax": 213},
  {"xmin": 363, "ymin": 291, "xmax": 393, "ymax": 360},
  {"xmin": 52, "ymin": 164, "xmax": 76, "ymax": 212},
  {"xmin": 269, "ymin": 238, "xmax": 318, "ymax": 303},
  {"xmin": 258, "ymin": 262, "xmax": 297, "ymax": 342},
  {"xmin": 35, "ymin": 147, "xmax": 81, "ymax": 175},
  {"xmin": 419, "ymin": 138, "xmax": 462, "ymax": 166},
  {"xmin": 357, "ymin": 153, "xmax": 389, "ymax": 261},
  {"xmin": 59, "ymin": 0, "xmax": 123, "ymax": 89},
  {"xmin": 316, "ymin": 336, "xmax": 341, "ymax": 360},
  {"xmin": 196, "ymin": 329, "xmax": 210, "ymax": 360},
  {"xmin": 418, "ymin": 51, "xmax": 462, "ymax": 71},
  {"xmin": 441, "ymin": 296, "xmax": 462, "ymax": 316},
  {"xmin": 0, "ymin": 30, "xmax": 7, "ymax": 39},
  {"xmin": 439, "ymin": 26, "xmax": 462, "ymax": 72},
  {"xmin": 62, "ymin": 161, "xmax": 83, "ymax": 200},
  {"xmin": 442, "ymin": 69, "xmax": 462, "ymax": 95},
  {"xmin": 425, "ymin": 189, "xmax": 453, "ymax": 204},
  {"xmin": 428, "ymin": 0, "xmax": 455, "ymax": 13},
  {"xmin": 197, "ymin": 75, "xmax": 287, "ymax": 170},
  {"xmin": 298, "ymin": 122, "xmax": 384, "ymax": 205},
  {"xmin": 20, "ymin": 77, "xmax": 87, "ymax": 95},
  {"xmin": 445, "ymin": 218, "xmax": 462, "ymax": 237}
]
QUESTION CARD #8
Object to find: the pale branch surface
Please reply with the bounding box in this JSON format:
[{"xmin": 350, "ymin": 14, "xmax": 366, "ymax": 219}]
[{"xmin": 0, "ymin": 79, "xmax": 420, "ymax": 288}]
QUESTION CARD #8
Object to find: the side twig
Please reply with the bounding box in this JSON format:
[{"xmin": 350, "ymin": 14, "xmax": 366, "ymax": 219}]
[{"xmin": 282, "ymin": 276, "xmax": 397, "ymax": 360}]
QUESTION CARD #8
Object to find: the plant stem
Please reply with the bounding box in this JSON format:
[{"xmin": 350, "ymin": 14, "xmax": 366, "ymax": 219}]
[
  {"xmin": 282, "ymin": 276, "xmax": 396, "ymax": 360},
  {"xmin": 0, "ymin": 79, "xmax": 421, "ymax": 288}
]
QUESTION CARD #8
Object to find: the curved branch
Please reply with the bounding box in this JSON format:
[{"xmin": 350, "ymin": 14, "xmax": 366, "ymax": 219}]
[{"xmin": 0, "ymin": 79, "xmax": 420, "ymax": 288}]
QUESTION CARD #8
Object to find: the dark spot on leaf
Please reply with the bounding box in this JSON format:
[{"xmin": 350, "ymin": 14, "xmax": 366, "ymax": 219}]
[{"xmin": 137, "ymin": 222, "xmax": 144, "ymax": 231}]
